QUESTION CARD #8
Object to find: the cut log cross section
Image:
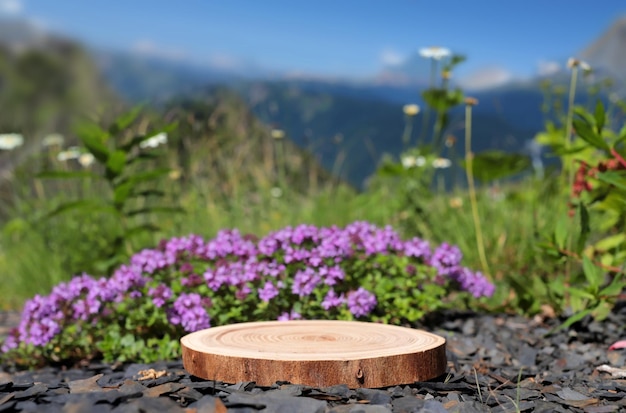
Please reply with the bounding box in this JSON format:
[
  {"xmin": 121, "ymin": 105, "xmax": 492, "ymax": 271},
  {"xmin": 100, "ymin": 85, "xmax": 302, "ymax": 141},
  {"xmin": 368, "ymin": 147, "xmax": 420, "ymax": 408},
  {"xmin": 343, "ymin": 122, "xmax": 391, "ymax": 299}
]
[{"xmin": 181, "ymin": 320, "xmax": 447, "ymax": 388}]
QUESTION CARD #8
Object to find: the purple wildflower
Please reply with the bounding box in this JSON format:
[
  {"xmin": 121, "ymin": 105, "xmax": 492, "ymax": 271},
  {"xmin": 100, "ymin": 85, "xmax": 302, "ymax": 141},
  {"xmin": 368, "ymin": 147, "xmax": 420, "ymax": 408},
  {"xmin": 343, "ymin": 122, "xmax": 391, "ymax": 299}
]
[
  {"xmin": 403, "ymin": 237, "xmax": 432, "ymax": 260},
  {"xmin": 450, "ymin": 268, "xmax": 495, "ymax": 298},
  {"xmin": 131, "ymin": 248, "xmax": 172, "ymax": 274},
  {"xmin": 321, "ymin": 290, "xmax": 346, "ymax": 310},
  {"xmin": 292, "ymin": 268, "xmax": 321, "ymax": 297},
  {"xmin": 277, "ymin": 310, "xmax": 302, "ymax": 321},
  {"xmin": 168, "ymin": 293, "xmax": 210, "ymax": 332},
  {"xmin": 181, "ymin": 273, "xmax": 204, "ymax": 287},
  {"xmin": 430, "ymin": 243, "xmax": 463, "ymax": 276},
  {"xmin": 257, "ymin": 260, "xmax": 285, "ymax": 277},
  {"xmin": 319, "ymin": 265, "xmax": 345, "ymax": 286},
  {"xmin": 1, "ymin": 329, "xmax": 18, "ymax": 352},
  {"xmin": 25, "ymin": 318, "xmax": 61, "ymax": 347},
  {"xmin": 149, "ymin": 284, "xmax": 173, "ymax": 308},
  {"xmin": 258, "ymin": 281, "xmax": 280, "ymax": 302},
  {"xmin": 347, "ymin": 287, "xmax": 377, "ymax": 318},
  {"xmin": 108, "ymin": 265, "xmax": 150, "ymax": 301},
  {"xmin": 72, "ymin": 298, "xmax": 101, "ymax": 321}
]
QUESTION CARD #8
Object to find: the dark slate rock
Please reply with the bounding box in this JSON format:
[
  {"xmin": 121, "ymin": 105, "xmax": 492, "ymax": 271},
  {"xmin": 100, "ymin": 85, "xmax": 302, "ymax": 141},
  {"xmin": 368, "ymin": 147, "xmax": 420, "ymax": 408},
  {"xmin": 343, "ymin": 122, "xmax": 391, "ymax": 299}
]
[
  {"xmin": 187, "ymin": 394, "xmax": 229, "ymax": 412},
  {"xmin": 63, "ymin": 399, "xmax": 113, "ymax": 413},
  {"xmin": 111, "ymin": 396, "xmax": 182, "ymax": 413},
  {"xmin": 447, "ymin": 401, "xmax": 491, "ymax": 412},
  {"xmin": 68, "ymin": 374, "xmax": 104, "ymax": 393},
  {"xmin": 97, "ymin": 372, "xmax": 127, "ymax": 388},
  {"xmin": 226, "ymin": 392, "xmax": 326, "ymax": 413},
  {"xmin": 391, "ymin": 396, "xmax": 425, "ymax": 412},
  {"xmin": 329, "ymin": 404, "xmax": 393, "ymax": 413},
  {"xmin": 13, "ymin": 383, "xmax": 48, "ymax": 399},
  {"xmin": 356, "ymin": 388, "xmax": 392, "ymax": 406},
  {"xmin": 0, "ymin": 400, "xmax": 16, "ymax": 413},
  {"xmin": 117, "ymin": 379, "xmax": 146, "ymax": 396},
  {"xmin": 13, "ymin": 400, "xmax": 39, "ymax": 411},
  {"xmin": 320, "ymin": 384, "xmax": 352, "ymax": 399},
  {"xmin": 174, "ymin": 385, "xmax": 204, "ymax": 403}
]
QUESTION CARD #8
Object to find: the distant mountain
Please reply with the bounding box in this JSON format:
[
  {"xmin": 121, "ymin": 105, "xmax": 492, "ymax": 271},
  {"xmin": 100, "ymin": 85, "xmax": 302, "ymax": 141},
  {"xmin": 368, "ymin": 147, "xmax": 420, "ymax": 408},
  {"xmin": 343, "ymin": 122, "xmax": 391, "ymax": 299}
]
[
  {"xmin": 94, "ymin": 51, "xmax": 249, "ymax": 103},
  {"xmin": 234, "ymin": 80, "xmax": 539, "ymax": 187},
  {"xmin": 580, "ymin": 16, "xmax": 626, "ymax": 91}
]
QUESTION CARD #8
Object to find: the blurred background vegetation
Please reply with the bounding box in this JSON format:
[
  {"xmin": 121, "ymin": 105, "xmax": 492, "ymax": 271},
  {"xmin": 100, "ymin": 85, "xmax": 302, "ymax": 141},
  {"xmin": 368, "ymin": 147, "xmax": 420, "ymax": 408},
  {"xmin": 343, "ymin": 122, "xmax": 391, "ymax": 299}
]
[{"xmin": 1, "ymin": 14, "xmax": 625, "ymax": 326}]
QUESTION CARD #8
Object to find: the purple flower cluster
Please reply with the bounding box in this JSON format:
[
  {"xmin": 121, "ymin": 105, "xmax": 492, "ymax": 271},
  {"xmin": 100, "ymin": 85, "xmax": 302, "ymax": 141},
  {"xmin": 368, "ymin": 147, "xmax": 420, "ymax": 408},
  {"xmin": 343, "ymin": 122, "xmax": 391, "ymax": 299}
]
[
  {"xmin": 1, "ymin": 221, "xmax": 495, "ymax": 357},
  {"xmin": 168, "ymin": 293, "xmax": 211, "ymax": 332},
  {"xmin": 347, "ymin": 287, "xmax": 377, "ymax": 317}
]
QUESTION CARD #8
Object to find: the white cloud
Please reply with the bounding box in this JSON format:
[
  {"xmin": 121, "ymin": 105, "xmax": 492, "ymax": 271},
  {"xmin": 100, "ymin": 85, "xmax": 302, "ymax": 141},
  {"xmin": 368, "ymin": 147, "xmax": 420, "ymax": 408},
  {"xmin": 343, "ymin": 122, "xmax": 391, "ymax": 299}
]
[
  {"xmin": 379, "ymin": 48, "xmax": 405, "ymax": 66},
  {"xmin": 207, "ymin": 53, "xmax": 243, "ymax": 70},
  {"xmin": 537, "ymin": 60, "xmax": 561, "ymax": 76},
  {"xmin": 0, "ymin": 0, "xmax": 22, "ymax": 15},
  {"xmin": 131, "ymin": 39, "xmax": 187, "ymax": 60},
  {"xmin": 458, "ymin": 66, "xmax": 513, "ymax": 90}
]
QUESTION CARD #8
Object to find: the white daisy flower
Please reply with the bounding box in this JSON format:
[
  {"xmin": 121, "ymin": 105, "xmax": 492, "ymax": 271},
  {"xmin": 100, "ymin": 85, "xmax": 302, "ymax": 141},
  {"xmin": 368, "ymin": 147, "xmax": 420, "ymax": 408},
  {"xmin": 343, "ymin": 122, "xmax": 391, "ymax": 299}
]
[
  {"xmin": 419, "ymin": 46, "xmax": 451, "ymax": 61},
  {"xmin": 0, "ymin": 133, "xmax": 24, "ymax": 151},
  {"xmin": 432, "ymin": 158, "xmax": 452, "ymax": 169},
  {"xmin": 140, "ymin": 132, "xmax": 168, "ymax": 149},
  {"xmin": 57, "ymin": 146, "xmax": 82, "ymax": 162},
  {"xmin": 78, "ymin": 153, "xmax": 95, "ymax": 168},
  {"xmin": 42, "ymin": 134, "xmax": 64, "ymax": 147},
  {"xmin": 403, "ymin": 104, "xmax": 420, "ymax": 116},
  {"xmin": 271, "ymin": 129, "xmax": 285, "ymax": 140}
]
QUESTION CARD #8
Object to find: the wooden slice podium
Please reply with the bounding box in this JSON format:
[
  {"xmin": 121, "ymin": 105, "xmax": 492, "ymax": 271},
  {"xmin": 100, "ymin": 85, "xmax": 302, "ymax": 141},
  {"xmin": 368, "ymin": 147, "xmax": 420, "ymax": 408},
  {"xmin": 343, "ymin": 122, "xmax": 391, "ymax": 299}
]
[{"xmin": 181, "ymin": 320, "xmax": 446, "ymax": 388}]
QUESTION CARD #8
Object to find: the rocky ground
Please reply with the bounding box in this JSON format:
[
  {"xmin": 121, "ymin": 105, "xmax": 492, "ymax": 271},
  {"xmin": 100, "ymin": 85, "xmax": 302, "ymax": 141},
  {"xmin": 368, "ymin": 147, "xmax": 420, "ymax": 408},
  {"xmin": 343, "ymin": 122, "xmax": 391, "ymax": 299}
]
[{"xmin": 1, "ymin": 308, "xmax": 626, "ymax": 412}]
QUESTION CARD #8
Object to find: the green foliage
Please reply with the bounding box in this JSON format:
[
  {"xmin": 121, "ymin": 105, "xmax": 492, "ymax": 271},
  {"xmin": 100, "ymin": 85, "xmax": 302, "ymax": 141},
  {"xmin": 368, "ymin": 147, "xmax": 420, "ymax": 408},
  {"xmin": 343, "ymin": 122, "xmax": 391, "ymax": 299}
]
[
  {"xmin": 460, "ymin": 151, "xmax": 531, "ymax": 183},
  {"xmin": 36, "ymin": 108, "xmax": 183, "ymax": 273},
  {"xmin": 535, "ymin": 96, "xmax": 626, "ymax": 329}
]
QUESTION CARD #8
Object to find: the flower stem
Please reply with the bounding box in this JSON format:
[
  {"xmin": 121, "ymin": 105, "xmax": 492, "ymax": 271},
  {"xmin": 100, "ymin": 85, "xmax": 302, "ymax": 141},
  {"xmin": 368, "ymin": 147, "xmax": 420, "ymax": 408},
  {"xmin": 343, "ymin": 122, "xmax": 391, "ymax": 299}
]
[
  {"xmin": 464, "ymin": 101, "xmax": 491, "ymax": 278},
  {"xmin": 564, "ymin": 65, "xmax": 579, "ymax": 285}
]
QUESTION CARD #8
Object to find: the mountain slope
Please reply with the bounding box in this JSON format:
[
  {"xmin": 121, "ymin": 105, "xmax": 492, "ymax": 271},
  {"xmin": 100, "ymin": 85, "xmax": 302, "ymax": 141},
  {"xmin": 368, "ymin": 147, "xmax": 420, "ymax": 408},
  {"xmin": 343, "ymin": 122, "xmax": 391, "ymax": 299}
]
[{"xmin": 580, "ymin": 16, "xmax": 626, "ymax": 91}]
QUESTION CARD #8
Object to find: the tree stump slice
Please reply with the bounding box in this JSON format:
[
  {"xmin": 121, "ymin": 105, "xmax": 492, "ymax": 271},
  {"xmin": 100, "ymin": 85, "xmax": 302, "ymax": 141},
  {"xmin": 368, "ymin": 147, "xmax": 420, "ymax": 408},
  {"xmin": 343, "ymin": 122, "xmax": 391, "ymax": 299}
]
[{"xmin": 181, "ymin": 320, "xmax": 446, "ymax": 388}]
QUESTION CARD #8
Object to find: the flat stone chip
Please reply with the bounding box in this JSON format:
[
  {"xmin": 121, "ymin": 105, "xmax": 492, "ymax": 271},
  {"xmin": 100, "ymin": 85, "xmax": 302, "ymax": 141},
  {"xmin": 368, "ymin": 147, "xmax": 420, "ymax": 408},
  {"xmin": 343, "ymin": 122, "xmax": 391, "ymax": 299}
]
[{"xmin": 181, "ymin": 320, "xmax": 446, "ymax": 388}]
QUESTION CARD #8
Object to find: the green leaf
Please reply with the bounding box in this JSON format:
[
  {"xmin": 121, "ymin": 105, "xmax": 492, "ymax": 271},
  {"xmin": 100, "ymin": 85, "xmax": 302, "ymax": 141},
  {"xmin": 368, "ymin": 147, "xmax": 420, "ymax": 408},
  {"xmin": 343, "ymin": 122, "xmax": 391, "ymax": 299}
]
[
  {"xmin": 37, "ymin": 171, "xmax": 102, "ymax": 180},
  {"xmin": 421, "ymin": 88, "xmax": 464, "ymax": 112},
  {"xmin": 551, "ymin": 145, "xmax": 587, "ymax": 156},
  {"xmin": 569, "ymin": 287, "xmax": 596, "ymax": 300},
  {"xmin": 616, "ymin": 125, "xmax": 626, "ymax": 145},
  {"xmin": 597, "ymin": 170, "xmax": 626, "ymax": 191},
  {"xmin": 109, "ymin": 105, "xmax": 144, "ymax": 135},
  {"xmin": 460, "ymin": 151, "xmax": 531, "ymax": 182},
  {"xmin": 551, "ymin": 308, "xmax": 593, "ymax": 333},
  {"xmin": 576, "ymin": 204, "xmax": 590, "ymax": 253},
  {"xmin": 599, "ymin": 273, "xmax": 625, "ymax": 297},
  {"xmin": 377, "ymin": 161, "xmax": 407, "ymax": 177},
  {"xmin": 594, "ymin": 233, "xmax": 626, "ymax": 251},
  {"xmin": 554, "ymin": 215, "xmax": 568, "ymax": 250},
  {"xmin": 125, "ymin": 168, "xmax": 171, "ymax": 184},
  {"xmin": 76, "ymin": 122, "xmax": 110, "ymax": 163},
  {"xmin": 105, "ymin": 150, "xmax": 127, "ymax": 179},
  {"xmin": 125, "ymin": 206, "xmax": 185, "ymax": 217},
  {"xmin": 582, "ymin": 255, "xmax": 604, "ymax": 290},
  {"xmin": 593, "ymin": 100, "xmax": 605, "ymax": 135},
  {"xmin": 572, "ymin": 116, "xmax": 610, "ymax": 151},
  {"xmin": 113, "ymin": 181, "xmax": 134, "ymax": 207},
  {"xmin": 41, "ymin": 200, "xmax": 119, "ymax": 220},
  {"xmin": 133, "ymin": 189, "xmax": 166, "ymax": 198}
]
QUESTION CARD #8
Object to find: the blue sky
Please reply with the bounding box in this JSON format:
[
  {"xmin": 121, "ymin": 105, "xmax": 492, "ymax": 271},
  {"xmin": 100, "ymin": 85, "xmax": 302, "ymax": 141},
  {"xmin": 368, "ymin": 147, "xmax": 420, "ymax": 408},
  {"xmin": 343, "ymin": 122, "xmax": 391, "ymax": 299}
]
[{"xmin": 3, "ymin": 0, "xmax": 626, "ymax": 87}]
